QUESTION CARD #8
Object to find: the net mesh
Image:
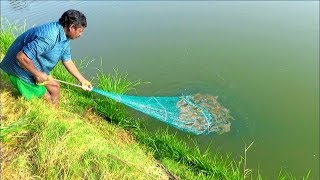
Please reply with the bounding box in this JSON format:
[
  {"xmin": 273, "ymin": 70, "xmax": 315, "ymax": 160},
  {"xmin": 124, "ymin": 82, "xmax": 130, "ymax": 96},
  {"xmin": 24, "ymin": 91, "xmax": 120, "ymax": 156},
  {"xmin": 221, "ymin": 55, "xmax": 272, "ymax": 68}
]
[{"xmin": 92, "ymin": 87, "xmax": 233, "ymax": 135}]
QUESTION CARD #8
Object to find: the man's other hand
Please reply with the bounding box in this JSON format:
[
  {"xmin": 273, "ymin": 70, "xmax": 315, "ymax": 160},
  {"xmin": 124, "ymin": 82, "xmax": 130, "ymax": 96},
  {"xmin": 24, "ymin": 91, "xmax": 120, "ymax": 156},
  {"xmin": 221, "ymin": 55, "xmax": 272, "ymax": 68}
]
[{"xmin": 81, "ymin": 79, "xmax": 92, "ymax": 91}]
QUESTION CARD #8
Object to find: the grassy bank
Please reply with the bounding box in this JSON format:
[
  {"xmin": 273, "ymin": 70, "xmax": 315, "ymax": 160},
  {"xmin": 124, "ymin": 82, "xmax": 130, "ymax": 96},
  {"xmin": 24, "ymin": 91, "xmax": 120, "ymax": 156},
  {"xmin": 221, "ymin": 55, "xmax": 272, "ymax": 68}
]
[
  {"xmin": 1, "ymin": 62, "xmax": 246, "ymax": 179},
  {"xmin": 1, "ymin": 78, "xmax": 167, "ymax": 179},
  {"xmin": 50, "ymin": 59, "xmax": 245, "ymax": 179},
  {"xmin": 1, "ymin": 20, "xmax": 309, "ymax": 179}
]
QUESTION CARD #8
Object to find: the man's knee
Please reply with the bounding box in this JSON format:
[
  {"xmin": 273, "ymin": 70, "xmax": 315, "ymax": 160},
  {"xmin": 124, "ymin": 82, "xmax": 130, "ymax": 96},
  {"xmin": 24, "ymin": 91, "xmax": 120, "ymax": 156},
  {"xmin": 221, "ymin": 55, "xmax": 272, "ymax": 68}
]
[{"xmin": 45, "ymin": 80, "xmax": 60, "ymax": 95}]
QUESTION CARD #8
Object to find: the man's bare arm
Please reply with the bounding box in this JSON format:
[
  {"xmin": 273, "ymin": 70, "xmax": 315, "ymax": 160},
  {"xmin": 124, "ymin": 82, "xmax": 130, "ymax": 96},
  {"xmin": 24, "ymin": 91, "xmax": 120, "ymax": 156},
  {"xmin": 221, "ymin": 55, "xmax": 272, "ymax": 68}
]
[
  {"xmin": 62, "ymin": 60, "xmax": 92, "ymax": 90},
  {"xmin": 16, "ymin": 51, "xmax": 48, "ymax": 83}
]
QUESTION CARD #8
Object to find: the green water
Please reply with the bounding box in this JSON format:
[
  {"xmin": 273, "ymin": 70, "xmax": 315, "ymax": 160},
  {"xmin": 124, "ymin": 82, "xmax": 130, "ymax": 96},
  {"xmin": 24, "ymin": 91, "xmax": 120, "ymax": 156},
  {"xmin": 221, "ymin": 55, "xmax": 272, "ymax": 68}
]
[{"xmin": 1, "ymin": 1, "xmax": 319, "ymax": 178}]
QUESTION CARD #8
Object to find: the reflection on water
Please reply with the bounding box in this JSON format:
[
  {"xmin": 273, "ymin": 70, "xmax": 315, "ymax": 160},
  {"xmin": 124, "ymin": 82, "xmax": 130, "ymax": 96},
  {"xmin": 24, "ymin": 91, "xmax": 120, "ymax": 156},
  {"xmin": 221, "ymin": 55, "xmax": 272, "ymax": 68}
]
[
  {"xmin": 8, "ymin": 0, "xmax": 28, "ymax": 11},
  {"xmin": 2, "ymin": 1, "xmax": 88, "ymax": 29}
]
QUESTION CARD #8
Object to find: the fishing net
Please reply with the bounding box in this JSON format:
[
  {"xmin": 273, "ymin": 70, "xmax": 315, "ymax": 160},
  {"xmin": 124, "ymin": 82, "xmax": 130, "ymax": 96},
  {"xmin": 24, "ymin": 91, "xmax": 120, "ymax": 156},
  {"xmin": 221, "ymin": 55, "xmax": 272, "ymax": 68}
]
[{"xmin": 92, "ymin": 87, "xmax": 233, "ymax": 135}]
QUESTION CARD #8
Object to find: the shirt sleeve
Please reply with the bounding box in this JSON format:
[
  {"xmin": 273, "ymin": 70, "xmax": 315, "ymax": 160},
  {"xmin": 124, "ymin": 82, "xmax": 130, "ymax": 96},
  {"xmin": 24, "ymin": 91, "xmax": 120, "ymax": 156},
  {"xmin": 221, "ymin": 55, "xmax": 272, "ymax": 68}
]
[
  {"xmin": 22, "ymin": 36, "xmax": 55, "ymax": 60},
  {"xmin": 60, "ymin": 42, "xmax": 71, "ymax": 62}
]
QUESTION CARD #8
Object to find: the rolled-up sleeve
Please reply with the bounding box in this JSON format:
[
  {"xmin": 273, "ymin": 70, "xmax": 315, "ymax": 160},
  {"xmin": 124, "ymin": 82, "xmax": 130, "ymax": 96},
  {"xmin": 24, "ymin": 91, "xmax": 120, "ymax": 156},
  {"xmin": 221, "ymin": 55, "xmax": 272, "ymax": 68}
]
[{"xmin": 22, "ymin": 36, "xmax": 54, "ymax": 60}]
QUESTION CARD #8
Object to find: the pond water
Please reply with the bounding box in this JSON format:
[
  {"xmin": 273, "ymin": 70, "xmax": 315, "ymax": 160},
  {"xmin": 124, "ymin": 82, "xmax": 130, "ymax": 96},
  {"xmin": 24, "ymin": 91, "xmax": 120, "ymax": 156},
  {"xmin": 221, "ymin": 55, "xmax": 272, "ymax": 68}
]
[{"xmin": 1, "ymin": 1, "xmax": 319, "ymax": 179}]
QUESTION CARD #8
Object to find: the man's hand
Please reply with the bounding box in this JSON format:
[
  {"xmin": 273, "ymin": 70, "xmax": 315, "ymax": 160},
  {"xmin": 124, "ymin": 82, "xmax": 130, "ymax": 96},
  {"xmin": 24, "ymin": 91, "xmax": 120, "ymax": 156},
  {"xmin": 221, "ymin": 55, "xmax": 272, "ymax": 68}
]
[
  {"xmin": 81, "ymin": 79, "xmax": 92, "ymax": 91},
  {"xmin": 35, "ymin": 72, "xmax": 50, "ymax": 84},
  {"xmin": 63, "ymin": 60, "xmax": 92, "ymax": 91},
  {"xmin": 16, "ymin": 51, "xmax": 50, "ymax": 84}
]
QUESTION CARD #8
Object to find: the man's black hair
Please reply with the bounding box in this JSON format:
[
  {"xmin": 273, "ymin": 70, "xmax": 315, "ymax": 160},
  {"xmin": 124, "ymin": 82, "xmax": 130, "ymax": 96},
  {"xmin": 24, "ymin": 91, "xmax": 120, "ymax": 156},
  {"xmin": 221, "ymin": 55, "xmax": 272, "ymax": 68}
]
[{"xmin": 59, "ymin": 9, "xmax": 87, "ymax": 28}]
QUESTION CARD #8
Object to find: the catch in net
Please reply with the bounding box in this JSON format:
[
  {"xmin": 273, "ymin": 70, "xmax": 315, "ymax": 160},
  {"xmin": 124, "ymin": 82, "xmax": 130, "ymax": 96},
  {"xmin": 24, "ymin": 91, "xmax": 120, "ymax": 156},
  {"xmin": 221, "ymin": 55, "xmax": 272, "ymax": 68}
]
[{"xmin": 92, "ymin": 88, "xmax": 233, "ymax": 135}]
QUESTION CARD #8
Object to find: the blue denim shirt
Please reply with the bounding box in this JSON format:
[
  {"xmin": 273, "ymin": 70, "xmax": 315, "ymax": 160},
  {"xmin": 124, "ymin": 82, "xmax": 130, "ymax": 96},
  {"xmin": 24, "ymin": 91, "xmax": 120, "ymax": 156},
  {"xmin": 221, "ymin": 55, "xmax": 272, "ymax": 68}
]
[{"xmin": 0, "ymin": 21, "xmax": 71, "ymax": 84}]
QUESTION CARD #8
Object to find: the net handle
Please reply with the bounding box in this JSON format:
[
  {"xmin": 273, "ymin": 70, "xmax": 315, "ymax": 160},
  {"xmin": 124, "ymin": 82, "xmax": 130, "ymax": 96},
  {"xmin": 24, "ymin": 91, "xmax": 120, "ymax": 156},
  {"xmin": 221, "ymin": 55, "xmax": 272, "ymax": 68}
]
[{"xmin": 54, "ymin": 79, "xmax": 93, "ymax": 91}]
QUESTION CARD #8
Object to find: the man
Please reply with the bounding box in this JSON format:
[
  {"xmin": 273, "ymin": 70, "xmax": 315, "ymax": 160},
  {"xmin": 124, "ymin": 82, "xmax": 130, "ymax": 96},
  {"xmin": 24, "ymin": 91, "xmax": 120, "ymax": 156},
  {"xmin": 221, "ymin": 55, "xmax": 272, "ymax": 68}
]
[{"xmin": 0, "ymin": 9, "xmax": 92, "ymax": 106}]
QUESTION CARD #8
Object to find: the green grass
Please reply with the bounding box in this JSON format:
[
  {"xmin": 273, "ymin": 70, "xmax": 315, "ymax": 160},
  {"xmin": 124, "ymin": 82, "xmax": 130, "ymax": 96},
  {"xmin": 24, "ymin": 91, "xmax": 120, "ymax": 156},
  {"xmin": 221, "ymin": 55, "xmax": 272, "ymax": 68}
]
[
  {"xmin": 51, "ymin": 61, "xmax": 143, "ymax": 129},
  {"xmin": 0, "ymin": 21, "xmax": 166, "ymax": 179},
  {"xmin": 1, "ymin": 88, "xmax": 167, "ymax": 179},
  {"xmin": 52, "ymin": 59, "xmax": 312, "ymax": 179},
  {"xmin": 134, "ymin": 130, "xmax": 241, "ymax": 179},
  {"xmin": 0, "ymin": 18, "xmax": 25, "ymax": 55},
  {"xmin": 1, "ymin": 19, "xmax": 313, "ymax": 180},
  {"xmin": 49, "ymin": 62, "xmax": 241, "ymax": 179}
]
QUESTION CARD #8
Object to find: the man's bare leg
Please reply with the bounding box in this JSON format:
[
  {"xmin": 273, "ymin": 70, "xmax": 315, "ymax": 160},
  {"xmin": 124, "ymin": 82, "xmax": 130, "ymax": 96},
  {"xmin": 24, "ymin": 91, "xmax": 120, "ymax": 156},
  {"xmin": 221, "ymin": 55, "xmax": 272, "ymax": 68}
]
[
  {"xmin": 44, "ymin": 79, "xmax": 60, "ymax": 107},
  {"xmin": 43, "ymin": 91, "xmax": 51, "ymax": 102}
]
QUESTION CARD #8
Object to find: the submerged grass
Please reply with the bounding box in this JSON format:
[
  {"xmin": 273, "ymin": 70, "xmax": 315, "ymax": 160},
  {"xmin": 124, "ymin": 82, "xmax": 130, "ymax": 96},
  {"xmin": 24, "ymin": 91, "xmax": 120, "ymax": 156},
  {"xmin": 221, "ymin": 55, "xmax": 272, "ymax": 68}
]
[{"xmin": 1, "ymin": 19, "xmax": 312, "ymax": 179}]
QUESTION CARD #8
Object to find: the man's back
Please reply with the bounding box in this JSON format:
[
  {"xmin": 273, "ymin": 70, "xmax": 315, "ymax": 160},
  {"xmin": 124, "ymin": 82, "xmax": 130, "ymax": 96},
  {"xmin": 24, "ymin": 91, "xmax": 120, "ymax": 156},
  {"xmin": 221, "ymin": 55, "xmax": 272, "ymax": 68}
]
[{"xmin": 0, "ymin": 22, "xmax": 70, "ymax": 84}]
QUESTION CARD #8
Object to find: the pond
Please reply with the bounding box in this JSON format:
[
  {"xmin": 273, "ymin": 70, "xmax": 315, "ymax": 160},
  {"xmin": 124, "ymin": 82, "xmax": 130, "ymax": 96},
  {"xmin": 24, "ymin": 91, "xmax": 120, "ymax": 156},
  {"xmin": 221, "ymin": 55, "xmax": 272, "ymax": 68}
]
[{"xmin": 1, "ymin": 1, "xmax": 319, "ymax": 178}]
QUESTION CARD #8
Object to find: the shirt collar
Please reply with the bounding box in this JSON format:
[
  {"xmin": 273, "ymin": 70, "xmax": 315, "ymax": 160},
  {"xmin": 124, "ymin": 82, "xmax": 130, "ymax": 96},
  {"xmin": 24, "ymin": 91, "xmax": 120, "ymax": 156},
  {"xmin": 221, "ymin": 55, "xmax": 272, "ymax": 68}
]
[{"xmin": 57, "ymin": 22, "xmax": 68, "ymax": 42}]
